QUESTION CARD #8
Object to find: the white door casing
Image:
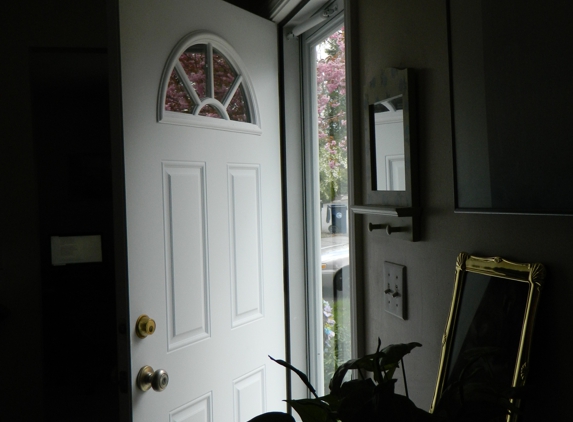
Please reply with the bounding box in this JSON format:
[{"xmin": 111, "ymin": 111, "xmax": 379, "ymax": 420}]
[{"xmin": 118, "ymin": 1, "xmax": 286, "ymax": 420}]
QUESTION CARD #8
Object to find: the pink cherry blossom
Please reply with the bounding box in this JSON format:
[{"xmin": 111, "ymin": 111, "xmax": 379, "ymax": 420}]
[{"xmin": 316, "ymin": 28, "xmax": 347, "ymax": 202}]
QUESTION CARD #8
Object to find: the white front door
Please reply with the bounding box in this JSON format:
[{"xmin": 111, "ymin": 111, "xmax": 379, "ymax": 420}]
[{"xmin": 118, "ymin": 1, "xmax": 286, "ymax": 420}]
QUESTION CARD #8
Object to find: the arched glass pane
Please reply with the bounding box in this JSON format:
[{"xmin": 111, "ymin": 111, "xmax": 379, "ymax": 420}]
[
  {"xmin": 165, "ymin": 69, "xmax": 194, "ymax": 113},
  {"xmin": 213, "ymin": 48, "xmax": 237, "ymax": 102},
  {"xmin": 198, "ymin": 104, "xmax": 222, "ymax": 119},
  {"xmin": 161, "ymin": 36, "xmax": 258, "ymax": 128},
  {"xmin": 179, "ymin": 44, "xmax": 207, "ymax": 99},
  {"xmin": 227, "ymin": 85, "xmax": 250, "ymax": 122}
]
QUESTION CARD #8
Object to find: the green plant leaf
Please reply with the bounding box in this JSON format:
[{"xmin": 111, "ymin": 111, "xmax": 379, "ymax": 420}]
[
  {"xmin": 329, "ymin": 352, "xmax": 383, "ymax": 393},
  {"xmin": 269, "ymin": 356, "xmax": 319, "ymax": 399},
  {"xmin": 329, "ymin": 341, "xmax": 422, "ymax": 393},
  {"xmin": 329, "ymin": 357, "xmax": 364, "ymax": 393},
  {"xmin": 286, "ymin": 399, "xmax": 334, "ymax": 422},
  {"xmin": 379, "ymin": 342, "xmax": 422, "ymax": 368},
  {"xmin": 317, "ymin": 393, "xmax": 343, "ymax": 410},
  {"xmin": 372, "ymin": 338, "xmax": 384, "ymax": 383},
  {"xmin": 378, "ymin": 342, "xmax": 422, "ymax": 383},
  {"xmin": 247, "ymin": 412, "xmax": 295, "ymax": 422},
  {"xmin": 336, "ymin": 379, "xmax": 377, "ymax": 420}
]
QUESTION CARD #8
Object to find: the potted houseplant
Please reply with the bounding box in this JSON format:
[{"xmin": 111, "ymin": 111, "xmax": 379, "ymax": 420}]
[{"xmin": 251, "ymin": 340, "xmax": 434, "ymax": 422}]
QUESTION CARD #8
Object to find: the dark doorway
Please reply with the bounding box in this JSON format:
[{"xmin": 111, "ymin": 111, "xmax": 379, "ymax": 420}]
[{"xmin": 30, "ymin": 48, "xmax": 119, "ymax": 421}]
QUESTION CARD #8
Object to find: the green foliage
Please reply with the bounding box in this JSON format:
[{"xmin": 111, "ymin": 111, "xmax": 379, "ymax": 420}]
[
  {"xmin": 268, "ymin": 340, "xmax": 426, "ymax": 422},
  {"xmin": 323, "ymin": 299, "xmax": 352, "ymax": 384},
  {"xmin": 328, "ymin": 341, "xmax": 421, "ymax": 396},
  {"xmin": 253, "ymin": 341, "xmax": 527, "ymax": 422}
]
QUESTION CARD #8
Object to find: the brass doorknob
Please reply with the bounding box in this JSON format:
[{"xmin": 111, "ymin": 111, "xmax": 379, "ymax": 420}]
[
  {"xmin": 135, "ymin": 314, "xmax": 156, "ymax": 338},
  {"xmin": 137, "ymin": 365, "xmax": 169, "ymax": 392}
]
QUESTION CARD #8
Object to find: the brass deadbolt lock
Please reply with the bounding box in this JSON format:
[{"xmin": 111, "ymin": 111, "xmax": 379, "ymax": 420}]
[{"xmin": 136, "ymin": 314, "xmax": 156, "ymax": 338}]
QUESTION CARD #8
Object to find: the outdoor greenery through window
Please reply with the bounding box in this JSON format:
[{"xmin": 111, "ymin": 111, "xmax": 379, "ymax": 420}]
[{"xmin": 315, "ymin": 26, "xmax": 351, "ymax": 392}]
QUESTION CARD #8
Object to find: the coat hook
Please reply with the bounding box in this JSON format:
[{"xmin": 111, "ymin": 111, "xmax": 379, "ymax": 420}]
[
  {"xmin": 386, "ymin": 225, "xmax": 404, "ymax": 235},
  {"xmin": 368, "ymin": 222, "xmax": 405, "ymax": 236},
  {"xmin": 368, "ymin": 223, "xmax": 386, "ymax": 232}
]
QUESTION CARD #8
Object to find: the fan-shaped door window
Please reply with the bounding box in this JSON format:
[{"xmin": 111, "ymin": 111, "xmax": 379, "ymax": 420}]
[{"xmin": 158, "ymin": 32, "xmax": 261, "ymax": 134}]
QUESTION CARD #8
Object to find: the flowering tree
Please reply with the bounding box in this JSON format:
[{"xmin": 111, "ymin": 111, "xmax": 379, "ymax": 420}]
[
  {"xmin": 316, "ymin": 29, "xmax": 347, "ymax": 203},
  {"xmin": 165, "ymin": 45, "xmax": 249, "ymax": 122}
]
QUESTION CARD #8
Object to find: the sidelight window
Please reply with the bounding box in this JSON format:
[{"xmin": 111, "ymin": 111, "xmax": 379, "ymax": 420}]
[{"xmin": 302, "ymin": 13, "xmax": 353, "ymax": 395}]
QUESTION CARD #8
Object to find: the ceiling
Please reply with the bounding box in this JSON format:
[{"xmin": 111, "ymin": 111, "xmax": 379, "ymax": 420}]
[
  {"xmin": 224, "ymin": 0, "xmax": 331, "ymax": 25},
  {"xmin": 223, "ymin": 0, "xmax": 278, "ymax": 20}
]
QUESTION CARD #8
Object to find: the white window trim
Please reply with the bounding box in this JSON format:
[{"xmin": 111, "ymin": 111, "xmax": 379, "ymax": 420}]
[
  {"xmin": 157, "ymin": 31, "xmax": 262, "ymax": 135},
  {"xmin": 301, "ymin": 11, "xmax": 346, "ymax": 396}
]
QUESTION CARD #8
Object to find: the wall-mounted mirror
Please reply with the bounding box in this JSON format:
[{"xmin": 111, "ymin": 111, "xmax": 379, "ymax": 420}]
[
  {"xmin": 430, "ymin": 253, "xmax": 545, "ymax": 421},
  {"xmin": 351, "ymin": 68, "xmax": 419, "ymax": 241},
  {"xmin": 366, "ymin": 68, "xmax": 417, "ymax": 207},
  {"xmin": 448, "ymin": 1, "xmax": 573, "ymax": 215},
  {"xmin": 371, "ymin": 94, "xmax": 405, "ymax": 191}
]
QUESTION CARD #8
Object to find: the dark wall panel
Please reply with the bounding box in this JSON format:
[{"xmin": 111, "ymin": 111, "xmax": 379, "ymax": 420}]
[{"xmin": 356, "ymin": 1, "xmax": 572, "ymax": 419}]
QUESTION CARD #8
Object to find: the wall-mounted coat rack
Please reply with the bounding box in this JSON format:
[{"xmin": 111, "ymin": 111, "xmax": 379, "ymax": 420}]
[{"xmin": 351, "ymin": 204, "xmax": 420, "ymax": 241}]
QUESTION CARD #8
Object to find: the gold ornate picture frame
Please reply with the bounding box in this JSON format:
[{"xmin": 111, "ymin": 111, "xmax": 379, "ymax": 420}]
[{"xmin": 430, "ymin": 253, "xmax": 545, "ymax": 421}]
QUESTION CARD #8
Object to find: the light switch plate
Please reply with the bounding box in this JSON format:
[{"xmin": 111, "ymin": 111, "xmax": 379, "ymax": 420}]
[{"xmin": 384, "ymin": 262, "xmax": 406, "ymax": 320}]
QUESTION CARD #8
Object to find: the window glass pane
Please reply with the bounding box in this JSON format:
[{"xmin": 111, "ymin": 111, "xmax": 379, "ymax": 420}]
[
  {"xmin": 315, "ymin": 27, "xmax": 350, "ymax": 391},
  {"xmin": 179, "ymin": 44, "xmax": 207, "ymax": 99},
  {"xmin": 198, "ymin": 104, "xmax": 223, "ymax": 119},
  {"xmin": 163, "ymin": 41, "xmax": 256, "ymax": 125},
  {"xmin": 213, "ymin": 48, "xmax": 237, "ymax": 103},
  {"xmin": 227, "ymin": 85, "xmax": 250, "ymax": 122},
  {"xmin": 165, "ymin": 69, "xmax": 194, "ymax": 113}
]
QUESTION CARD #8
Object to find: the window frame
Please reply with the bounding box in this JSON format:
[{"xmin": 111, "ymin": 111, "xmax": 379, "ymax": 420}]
[
  {"xmin": 301, "ymin": 11, "xmax": 349, "ymax": 395},
  {"xmin": 157, "ymin": 31, "xmax": 262, "ymax": 135}
]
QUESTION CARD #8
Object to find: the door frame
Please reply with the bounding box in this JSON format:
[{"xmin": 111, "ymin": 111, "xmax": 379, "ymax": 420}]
[{"xmin": 107, "ymin": 0, "xmax": 132, "ymax": 420}]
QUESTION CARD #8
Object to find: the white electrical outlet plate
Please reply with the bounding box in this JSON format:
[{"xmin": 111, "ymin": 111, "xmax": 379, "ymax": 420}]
[{"xmin": 384, "ymin": 262, "xmax": 406, "ymax": 320}]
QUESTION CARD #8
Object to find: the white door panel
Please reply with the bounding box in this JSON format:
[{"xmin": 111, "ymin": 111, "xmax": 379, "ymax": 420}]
[{"xmin": 118, "ymin": 1, "xmax": 286, "ymax": 420}]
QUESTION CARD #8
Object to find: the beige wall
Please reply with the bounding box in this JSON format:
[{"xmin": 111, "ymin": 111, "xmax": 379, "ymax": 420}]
[{"xmin": 355, "ymin": 1, "xmax": 571, "ymax": 419}]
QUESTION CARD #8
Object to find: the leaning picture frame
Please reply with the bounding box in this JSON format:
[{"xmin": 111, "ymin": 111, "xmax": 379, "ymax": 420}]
[{"xmin": 430, "ymin": 252, "xmax": 545, "ymax": 421}]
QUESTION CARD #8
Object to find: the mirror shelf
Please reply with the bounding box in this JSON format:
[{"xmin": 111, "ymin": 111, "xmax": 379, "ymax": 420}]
[
  {"xmin": 350, "ymin": 205, "xmax": 420, "ymax": 241},
  {"xmin": 350, "ymin": 205, "xmax": 417, "ymax": 218},
  {"xmin": 360, "ymin": 67, "xmax": 419, "ymax": 241}
]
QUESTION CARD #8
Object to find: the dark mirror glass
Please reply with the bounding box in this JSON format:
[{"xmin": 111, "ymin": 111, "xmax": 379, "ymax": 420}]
[
  {"xmin": 449, "ymin": 0, "xmax": 573, "ymax": 214},
  {"xmin": 431, "ymin": 254, "xmax": 545, "ymax": 421},
  {"xmin": 445, "ymin": 272, "xmax": 529, "ymax": 391}
]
